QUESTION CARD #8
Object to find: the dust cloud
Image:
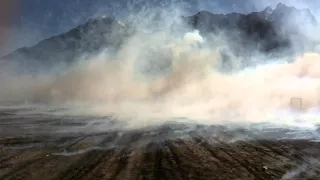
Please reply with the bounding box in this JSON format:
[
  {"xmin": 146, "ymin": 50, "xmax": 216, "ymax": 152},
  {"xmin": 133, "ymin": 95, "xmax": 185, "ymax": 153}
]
[{"xmin": 1, "ymin": 28, "xmax": 320, "ymax": 129}]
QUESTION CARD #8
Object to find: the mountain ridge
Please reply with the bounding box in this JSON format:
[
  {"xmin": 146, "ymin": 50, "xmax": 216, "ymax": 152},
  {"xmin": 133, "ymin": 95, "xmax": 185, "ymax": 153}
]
[{"xmin": 1, "ymin": 3, "xmax": 318, "ymax": 72}]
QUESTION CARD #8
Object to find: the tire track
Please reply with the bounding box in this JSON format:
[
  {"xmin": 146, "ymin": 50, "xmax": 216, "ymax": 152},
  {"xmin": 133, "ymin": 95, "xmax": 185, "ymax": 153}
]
[
  {"xmin": 0, "ymin": 148, "xmax": 57, "ymax": 180},
  {"xmin": 160, "ymin": 145, "xmax": 183, "ymax": 180},
  {"xmin": 55, "ymin": 149, "xmax": 111, "ymax": 180},
  {"xmin": 165, "ymin": 141, "xmax": 191, "ymax": 180},
  {"xmin": 0, "ymin": 157, "xmax": 45, "ymax": 180},
  {"xmin": 109, "ymin": 148, "xmax": 131, "ymax": 179},
  {"xmin": 153, "ymin": 147, "xmax": 163, "ymax": 180}
]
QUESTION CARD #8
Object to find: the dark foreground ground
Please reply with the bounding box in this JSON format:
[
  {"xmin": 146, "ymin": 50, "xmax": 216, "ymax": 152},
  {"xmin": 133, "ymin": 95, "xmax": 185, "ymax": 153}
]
[{"xmin": 1, "ymin": 107, "xmax": 320, "ymax": 180}]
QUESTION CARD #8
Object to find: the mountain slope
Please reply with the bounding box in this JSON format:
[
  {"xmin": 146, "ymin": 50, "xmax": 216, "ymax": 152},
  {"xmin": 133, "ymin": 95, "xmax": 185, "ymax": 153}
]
[{"xmin": 1, "ymin": 17, "xmax": 131, "ymax": 72}]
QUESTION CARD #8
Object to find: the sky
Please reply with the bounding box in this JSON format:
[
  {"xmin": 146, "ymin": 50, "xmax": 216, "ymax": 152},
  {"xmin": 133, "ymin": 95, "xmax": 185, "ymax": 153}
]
[{"xmin": 1, "ymin": 0, "xmax": 320, "ymax": 56}]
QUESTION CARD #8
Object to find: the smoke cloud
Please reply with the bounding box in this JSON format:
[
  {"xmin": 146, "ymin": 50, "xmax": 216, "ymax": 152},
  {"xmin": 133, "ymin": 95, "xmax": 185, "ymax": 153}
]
[{"xmin": 1, "ymin": 4, "xmax": 320, "ymax": 130}]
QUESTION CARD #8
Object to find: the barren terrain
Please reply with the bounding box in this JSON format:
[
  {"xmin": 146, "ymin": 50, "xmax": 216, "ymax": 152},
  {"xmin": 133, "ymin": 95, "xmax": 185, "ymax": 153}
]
[{"xmin": 1, "ymin": 107, "xmax": 320, "ymax": 180}]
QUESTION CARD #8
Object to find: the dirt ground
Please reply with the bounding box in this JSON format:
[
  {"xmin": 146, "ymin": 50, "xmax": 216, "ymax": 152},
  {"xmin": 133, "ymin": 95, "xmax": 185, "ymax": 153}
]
[{"xmin": 1, "ymin": 107, "xmax": 320, "ymax": 180}]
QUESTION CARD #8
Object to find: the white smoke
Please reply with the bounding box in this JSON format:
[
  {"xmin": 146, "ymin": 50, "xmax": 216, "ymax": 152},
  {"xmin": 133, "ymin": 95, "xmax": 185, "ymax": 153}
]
[
  {"xmin": 1, "ymin": 2, "xmax": 320, "ymax": 131},
  {"xmin": 1, "ymin": 28, "xmax": 320, "ymax": 130}
]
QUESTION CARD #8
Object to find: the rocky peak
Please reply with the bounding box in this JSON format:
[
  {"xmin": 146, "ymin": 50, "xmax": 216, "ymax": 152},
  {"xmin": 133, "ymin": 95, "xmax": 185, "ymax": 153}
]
[
  {"xmin": 268, "ymin": 3, "xmax": 317, "ymax": 25},
  {"xmin": 276, "ymin": 3, "xmax": 295, "ymax": 11},
  {"xmin": 261, "ymin": 6, "xmax": 273, "ymax": 19}
]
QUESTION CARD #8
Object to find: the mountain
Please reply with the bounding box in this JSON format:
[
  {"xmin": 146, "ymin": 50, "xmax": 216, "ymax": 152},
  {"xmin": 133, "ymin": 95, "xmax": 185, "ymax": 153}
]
[
  {"xmin": 1, "ymin": 3, "xmax": 318, "ymax": 73},
  {"xmin": 1, "ymin": 16, "xmax": 132, "ymax": 73},
  {"xmin": 268, "ymin": 3, "xmax": 317, "ymax": 25},
  {"xmin": 180, "ymin": 3, "xmax": 318, "ymax": 55}
]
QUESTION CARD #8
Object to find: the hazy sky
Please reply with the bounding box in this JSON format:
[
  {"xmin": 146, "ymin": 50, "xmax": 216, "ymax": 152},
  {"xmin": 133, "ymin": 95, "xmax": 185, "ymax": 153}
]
[{"xmin": 1, "ymin": 0, "xmax": 320, "ymax": 56}]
